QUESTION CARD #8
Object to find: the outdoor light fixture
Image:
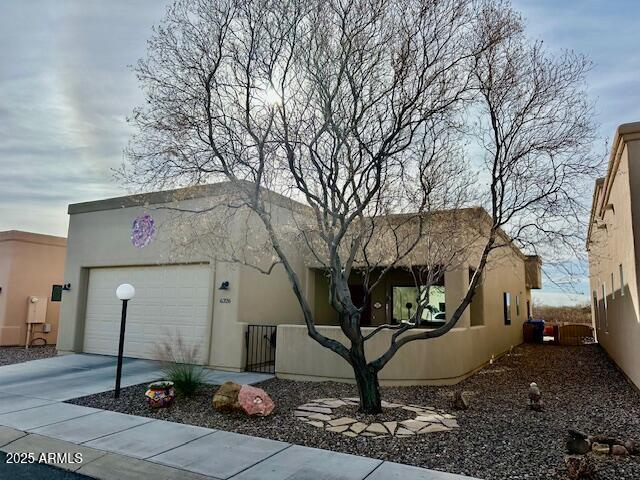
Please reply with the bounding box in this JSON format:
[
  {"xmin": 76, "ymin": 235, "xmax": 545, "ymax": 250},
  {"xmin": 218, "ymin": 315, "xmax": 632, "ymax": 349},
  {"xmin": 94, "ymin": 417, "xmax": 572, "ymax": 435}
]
[
  {"xmin": 114, "ymin": 283, "xmax": 135, "ymax": 398},
  {"xmin": 62, "ymin": 283, "xmax": 71, "ymax": 291},
  {"xmin": 219, "ymin": 281, "xmax": 229, "ymax": 290}
]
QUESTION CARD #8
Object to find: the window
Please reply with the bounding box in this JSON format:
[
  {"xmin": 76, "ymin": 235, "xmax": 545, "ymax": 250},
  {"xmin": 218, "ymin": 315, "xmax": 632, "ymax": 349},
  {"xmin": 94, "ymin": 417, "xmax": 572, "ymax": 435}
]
[
  {"xmin": 515, "ymin": 295, "xmax": 520, "ymax": 317},
  {"xmin": 503, "ymin": 292, "xmax": 511, "ymax": 325},
  {"xmin": 620, "ymin": 264, "xmax": 625, "ymax": 296},
  {"xmin": 593, "ymin": 291, "xmax": 599, "ymax": 329},
  {"xmin": 392, "ymin": 285, "xmax": 445, "ymax": 324}
]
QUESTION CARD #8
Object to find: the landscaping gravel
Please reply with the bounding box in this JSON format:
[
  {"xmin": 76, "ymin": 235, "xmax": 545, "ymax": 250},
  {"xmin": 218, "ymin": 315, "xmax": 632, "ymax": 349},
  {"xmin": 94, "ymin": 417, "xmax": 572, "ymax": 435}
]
[
  {"xmin": 0, "ymin": 345, "xmax": 57, "ymax": 366},
  {"xmin": 68, "ymin": 344, "xmax": 640, "ymax": 479}
]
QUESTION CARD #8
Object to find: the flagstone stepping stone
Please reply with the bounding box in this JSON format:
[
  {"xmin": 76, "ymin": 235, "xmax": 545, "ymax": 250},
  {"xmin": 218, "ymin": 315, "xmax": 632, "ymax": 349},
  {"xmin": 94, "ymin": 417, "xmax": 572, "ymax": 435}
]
[
  {"xmin": 415, "ymin": 414, "xmax": 444, "ymax": 423},
  {"xmin": 366, "ymin": 423, "xmax": 387, "ymax": 434},
  {"xmin": 294, "ymin": 410, "xmax": 313, "ymax": 417},
  {"xmin": 308, "ymin": 413, "xmax": 332, "ymax": 421},
  {"xmin": 442, "ymin": 418, "xmax": 459, "ymax": 428},
  {"xmin": 350, "ymin": 422, "xmax": 367, "ymax": 434},
  {"xmin": 327, "ymin": 425, "xmax": 350, "ymax": 433},
  {"xmin": 384, "ymin": 421, "xmax": 397, "ymax": 435},
  {"xmin": 400, "ymin": 419, "xmax": 428, "ymax": 431},
  {"xmin": 297, "ymin": 406, "xmax": 333, "ymax": 414},
  {"xmin": 419, "ymin": 424, "xmax": 451, "ymax": 433},
  {"xmin": 297, "ymin": 397, "xmax": 460, "ymax": 439},
  {"xmin": 328, "ymin": 417, "xmax": 356, "ymax": 427}
]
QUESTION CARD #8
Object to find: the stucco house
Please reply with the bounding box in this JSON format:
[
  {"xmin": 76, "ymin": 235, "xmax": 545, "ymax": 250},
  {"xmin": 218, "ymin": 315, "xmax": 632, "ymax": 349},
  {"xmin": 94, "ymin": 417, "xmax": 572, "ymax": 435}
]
[
  {"xmin": 0, "ymin": 230, "xmax": 67, "ymax": 346},
  {"xmin": 587, "ymin": 121, "xmax": 640, "ymax": 389},
  {"xmin": 57, "ymin": 182, "xmax": 541, "ymax": 385}
]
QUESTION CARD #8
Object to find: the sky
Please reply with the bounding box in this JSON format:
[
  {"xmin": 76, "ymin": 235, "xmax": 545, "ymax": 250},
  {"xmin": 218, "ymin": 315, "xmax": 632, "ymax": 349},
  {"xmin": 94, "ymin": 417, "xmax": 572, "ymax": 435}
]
[{"xmin": 1, "ymin": 0, "xmax": 639, "ymax": 306}]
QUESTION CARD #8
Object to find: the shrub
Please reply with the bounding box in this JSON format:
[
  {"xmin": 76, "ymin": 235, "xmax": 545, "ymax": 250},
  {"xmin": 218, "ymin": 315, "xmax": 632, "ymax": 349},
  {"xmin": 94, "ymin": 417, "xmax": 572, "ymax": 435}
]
[{"xmin": 156, "ymin": 334, "xmax": 206, "ymax": 397}]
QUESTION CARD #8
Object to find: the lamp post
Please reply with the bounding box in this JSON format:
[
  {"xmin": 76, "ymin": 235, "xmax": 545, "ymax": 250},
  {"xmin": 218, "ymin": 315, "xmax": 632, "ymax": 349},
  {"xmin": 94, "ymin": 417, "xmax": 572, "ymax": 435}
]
[{"xmin": 114, "ymin": 283, "xmax": 135, "ymax": 398}]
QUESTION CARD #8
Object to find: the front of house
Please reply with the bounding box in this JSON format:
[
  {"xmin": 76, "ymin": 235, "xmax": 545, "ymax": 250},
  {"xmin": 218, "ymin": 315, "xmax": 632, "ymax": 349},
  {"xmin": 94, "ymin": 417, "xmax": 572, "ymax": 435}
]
[{"xmin": 57, "ymin": 182, "xmax": 541, "ymax": 385}]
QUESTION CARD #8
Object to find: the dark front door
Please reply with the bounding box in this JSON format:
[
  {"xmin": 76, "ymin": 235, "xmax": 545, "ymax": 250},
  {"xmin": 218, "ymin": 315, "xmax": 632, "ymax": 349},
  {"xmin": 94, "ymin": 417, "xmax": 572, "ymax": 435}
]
[{"xmin": 349, "ymin": 285, "xmax": 372, "ymax": 326}]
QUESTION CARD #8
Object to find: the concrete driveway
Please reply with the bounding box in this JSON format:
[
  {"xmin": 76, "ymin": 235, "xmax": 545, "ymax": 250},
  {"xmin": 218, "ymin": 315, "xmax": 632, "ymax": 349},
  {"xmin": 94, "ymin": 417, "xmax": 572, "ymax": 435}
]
[{"xmin": 0, "ymin": 353, "xmax": 164, "ymax": 402}]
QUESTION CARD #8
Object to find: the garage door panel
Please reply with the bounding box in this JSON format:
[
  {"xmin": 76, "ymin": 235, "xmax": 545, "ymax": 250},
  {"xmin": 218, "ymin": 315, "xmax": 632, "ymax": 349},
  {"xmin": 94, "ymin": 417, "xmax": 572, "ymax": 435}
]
[{"xmin": 83, "ymin": 265, "xmax": 211, "ymax": 364}]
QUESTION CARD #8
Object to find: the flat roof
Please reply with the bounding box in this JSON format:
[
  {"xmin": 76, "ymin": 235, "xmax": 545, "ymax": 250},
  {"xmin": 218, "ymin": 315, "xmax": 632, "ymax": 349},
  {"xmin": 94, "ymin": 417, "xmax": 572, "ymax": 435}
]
[{"xmin": 0, "ymin": 230, "xmax": 67, "ymax": 247}]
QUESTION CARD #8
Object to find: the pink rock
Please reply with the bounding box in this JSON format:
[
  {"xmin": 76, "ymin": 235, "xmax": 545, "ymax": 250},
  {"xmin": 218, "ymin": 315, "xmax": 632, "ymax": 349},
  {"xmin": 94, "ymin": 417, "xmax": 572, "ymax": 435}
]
[{"xmin": 238, "ymin": 385, "xmax": 275, "ymax": 416}]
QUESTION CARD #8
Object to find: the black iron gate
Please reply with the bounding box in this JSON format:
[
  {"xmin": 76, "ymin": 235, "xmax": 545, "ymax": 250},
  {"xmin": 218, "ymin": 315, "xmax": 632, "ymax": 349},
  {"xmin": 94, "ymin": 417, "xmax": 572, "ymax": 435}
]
[{"xmin": 245, "ymin": 325, "xmax": 277, "ymax": 373}]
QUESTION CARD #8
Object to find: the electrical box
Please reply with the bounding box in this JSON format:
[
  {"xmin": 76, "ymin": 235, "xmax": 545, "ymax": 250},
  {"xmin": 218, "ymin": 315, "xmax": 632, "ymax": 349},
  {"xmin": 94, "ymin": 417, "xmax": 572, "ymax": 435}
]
[{"xmin": 26, "ymin": 296, "xmax": 47, "ymax": 324}]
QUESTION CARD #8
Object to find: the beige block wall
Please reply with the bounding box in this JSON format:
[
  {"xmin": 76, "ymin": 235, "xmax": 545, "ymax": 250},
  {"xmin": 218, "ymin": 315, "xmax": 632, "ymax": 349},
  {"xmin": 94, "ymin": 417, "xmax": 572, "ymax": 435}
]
[
  {"xmin": 589, "ymin": 132, "xmax": 640, "ymax": 388},
  {"xmin": 0, "ymin": 232, "xmax": 66, "ymax": 346}
]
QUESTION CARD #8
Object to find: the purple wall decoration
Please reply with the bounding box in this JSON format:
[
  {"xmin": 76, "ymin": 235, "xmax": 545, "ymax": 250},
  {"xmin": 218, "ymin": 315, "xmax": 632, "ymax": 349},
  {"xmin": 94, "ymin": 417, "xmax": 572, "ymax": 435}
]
[{"xmin": 131, "ymin": 213, "xmax": 156, "ymax": 248}]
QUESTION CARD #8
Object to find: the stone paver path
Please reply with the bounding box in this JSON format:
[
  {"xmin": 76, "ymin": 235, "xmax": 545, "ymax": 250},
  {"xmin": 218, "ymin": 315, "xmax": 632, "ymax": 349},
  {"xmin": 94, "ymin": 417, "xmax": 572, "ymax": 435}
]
[{"xmin": 296, "ymin": 398, "xmax": 459, "ymax": 438}]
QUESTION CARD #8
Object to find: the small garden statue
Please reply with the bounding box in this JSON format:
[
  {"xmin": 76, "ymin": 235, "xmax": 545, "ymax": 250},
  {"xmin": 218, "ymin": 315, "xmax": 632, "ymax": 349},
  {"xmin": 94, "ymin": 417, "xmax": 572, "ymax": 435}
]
[
  {"xmin": 145, "ymin": 380, "xmax": 176, "ymax": 408},
  {"xmin": 528, "ymin": 382, "xmax": 543, "ymax": 411}
]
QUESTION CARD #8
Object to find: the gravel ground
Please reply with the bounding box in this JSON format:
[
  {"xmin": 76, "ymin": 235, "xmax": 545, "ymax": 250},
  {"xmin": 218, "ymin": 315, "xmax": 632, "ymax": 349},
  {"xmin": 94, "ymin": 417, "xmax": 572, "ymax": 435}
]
[
  {"xmin": 0, "ymin": 345, "xmax": 57, "ymax": 366},
  {"xmin": 68, "ymin": 344, "xmax": 640, "ymax": 480}
]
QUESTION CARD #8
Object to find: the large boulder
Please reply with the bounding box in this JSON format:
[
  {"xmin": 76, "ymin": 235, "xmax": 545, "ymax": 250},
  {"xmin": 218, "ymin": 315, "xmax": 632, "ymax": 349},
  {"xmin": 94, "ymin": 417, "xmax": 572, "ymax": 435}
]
[
  {"xmin": 238, "ymin": 384, "xmax": 275, "ymax": 416},
  {"xmin": 212, "ymin": 381, "xmax": 241, "ymax": 411},
  {"xmin": 567, "ymin": 430, "xmax": 591, "ymax": 455}
]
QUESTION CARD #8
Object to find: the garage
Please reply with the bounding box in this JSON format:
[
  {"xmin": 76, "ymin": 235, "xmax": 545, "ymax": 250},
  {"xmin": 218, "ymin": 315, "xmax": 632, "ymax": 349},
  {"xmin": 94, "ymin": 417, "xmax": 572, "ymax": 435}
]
[{"xmin": 83, "ymin": 264, "xmax": 211, "ymax": 363}]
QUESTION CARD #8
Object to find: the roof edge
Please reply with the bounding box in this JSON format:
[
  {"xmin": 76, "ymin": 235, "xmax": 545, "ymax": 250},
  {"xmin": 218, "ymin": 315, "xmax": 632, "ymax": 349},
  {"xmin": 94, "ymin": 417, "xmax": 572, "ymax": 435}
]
[{"xmin": 0, "ymin": 230, "xmax": 67, "ymax": 246}]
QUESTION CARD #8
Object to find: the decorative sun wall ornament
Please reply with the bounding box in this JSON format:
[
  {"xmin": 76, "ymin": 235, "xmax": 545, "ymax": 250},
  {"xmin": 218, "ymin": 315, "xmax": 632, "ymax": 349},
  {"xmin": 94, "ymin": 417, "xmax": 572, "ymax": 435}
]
[{"xmin": 131, "ymin": 213, "xmax": 156, "ymax": 248}]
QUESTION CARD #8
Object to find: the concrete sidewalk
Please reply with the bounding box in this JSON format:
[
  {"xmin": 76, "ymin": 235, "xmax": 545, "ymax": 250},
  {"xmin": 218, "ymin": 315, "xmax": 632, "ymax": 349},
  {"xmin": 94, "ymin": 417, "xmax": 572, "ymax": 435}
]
[{"xmin": 0, "ymin": 400, "xmax": 478, "ymax": 480}]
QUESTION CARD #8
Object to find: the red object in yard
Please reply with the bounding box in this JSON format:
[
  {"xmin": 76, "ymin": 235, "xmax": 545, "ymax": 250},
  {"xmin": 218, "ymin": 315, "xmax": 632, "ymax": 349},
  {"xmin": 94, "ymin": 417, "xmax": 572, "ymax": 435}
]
[{"xmin": 543, "ymin": 325, "xmax": 555, "ymax": 336}]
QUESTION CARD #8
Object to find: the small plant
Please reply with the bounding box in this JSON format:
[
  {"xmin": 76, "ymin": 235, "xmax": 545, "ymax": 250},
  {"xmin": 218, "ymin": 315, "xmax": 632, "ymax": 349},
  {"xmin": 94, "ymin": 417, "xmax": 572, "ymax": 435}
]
[{"xmin": 156, "ymin": 334, "xmax": 206, "ymax": 397}]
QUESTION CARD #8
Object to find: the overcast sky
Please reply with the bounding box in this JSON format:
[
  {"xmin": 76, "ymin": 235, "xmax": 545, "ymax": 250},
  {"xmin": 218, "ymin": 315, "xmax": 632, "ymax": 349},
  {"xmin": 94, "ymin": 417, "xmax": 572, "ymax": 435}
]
[{"xmin": 1, "ymin": 1, "xmax": 638, "ymax": 306}]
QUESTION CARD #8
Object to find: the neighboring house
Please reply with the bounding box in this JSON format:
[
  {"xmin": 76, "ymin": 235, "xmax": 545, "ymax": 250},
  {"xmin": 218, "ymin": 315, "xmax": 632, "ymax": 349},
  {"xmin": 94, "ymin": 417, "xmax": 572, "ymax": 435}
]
[
  {"xmin": 587, "ymin": 121, "xmax": 640, "ymax": 389},
  {"xmin": 0, "ymin": 230, "xmax": 67, "ymax": 346},
  {"xmin": 58, "ymin": 182, "xmax": 541, "ymax": 385}
]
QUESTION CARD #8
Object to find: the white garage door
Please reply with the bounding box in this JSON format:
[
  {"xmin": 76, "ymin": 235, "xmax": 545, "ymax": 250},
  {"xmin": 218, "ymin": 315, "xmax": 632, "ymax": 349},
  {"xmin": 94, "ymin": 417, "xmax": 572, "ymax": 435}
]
[{"xmin": 83, "ymin": 264, "xmax": 211, "ymax": 364}]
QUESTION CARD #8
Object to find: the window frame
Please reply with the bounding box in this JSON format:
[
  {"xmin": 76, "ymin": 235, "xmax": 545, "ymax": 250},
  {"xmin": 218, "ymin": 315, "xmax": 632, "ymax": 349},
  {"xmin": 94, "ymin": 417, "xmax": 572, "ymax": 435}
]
[{"xmin": 503, "ymin": 292, "xmax": 511, "ymax": 326}]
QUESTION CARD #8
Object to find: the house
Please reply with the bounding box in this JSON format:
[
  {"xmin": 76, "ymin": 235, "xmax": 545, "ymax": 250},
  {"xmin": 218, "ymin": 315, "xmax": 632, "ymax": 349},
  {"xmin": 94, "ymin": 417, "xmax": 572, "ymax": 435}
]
[
  {"xmin": 0, "ymin": 230, "xmax": 67, "ymax": 346},
  {"xmin": 587, "ymin": 121, "xmax": 640, "ymax": 388},
  {"xmin": 57, "ymin": 182, "xmax": 541, "ymax": 385}
]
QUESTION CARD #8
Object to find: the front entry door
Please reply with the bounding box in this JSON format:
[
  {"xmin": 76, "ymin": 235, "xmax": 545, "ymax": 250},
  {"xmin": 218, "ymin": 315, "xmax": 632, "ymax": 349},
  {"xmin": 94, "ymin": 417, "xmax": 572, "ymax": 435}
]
[{"xmin": 349, "ymin": 285, "xmax": 372, "ymax": 326}]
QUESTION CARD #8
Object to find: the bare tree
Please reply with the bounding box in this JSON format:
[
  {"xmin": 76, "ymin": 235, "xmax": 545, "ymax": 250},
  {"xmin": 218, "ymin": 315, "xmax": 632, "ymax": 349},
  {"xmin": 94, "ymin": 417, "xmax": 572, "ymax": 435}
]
[{"xmin": 124, "ymin": 0, "xmax": 597, "ymax": 413}]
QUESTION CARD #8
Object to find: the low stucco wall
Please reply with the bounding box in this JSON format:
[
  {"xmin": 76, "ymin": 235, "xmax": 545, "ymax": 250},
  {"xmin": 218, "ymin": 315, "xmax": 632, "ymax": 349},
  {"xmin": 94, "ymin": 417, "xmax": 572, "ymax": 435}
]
[{"xmin": 275, "ymin": 323, "xmax": 520, "ymax": 385}]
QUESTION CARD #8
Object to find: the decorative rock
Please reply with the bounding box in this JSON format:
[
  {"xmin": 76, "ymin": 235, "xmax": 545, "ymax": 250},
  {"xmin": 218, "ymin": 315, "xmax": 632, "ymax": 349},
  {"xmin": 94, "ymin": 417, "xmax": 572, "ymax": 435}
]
[
  {"xmin": 307, "ymin": 421, "xmax": 325, "ymax": 428},
  {"xmin": 294, "ymin": 410, "xmax": 313, "ymax": 417},
  {"xmin": 416, "ymin": 414, "xmax": 443, "ymax": 423},
  {"xmin": 566, "ymin": 430, "xmax": 591, "ymax": 455},
  {"xmin": 592, "ymin": 443, "xmax": 610, "ymax": 455},
  {"xmin": 565, "ymin": 454, "xmax": 596, "ymax": 480},
  {"xmin": 528, "ymin": 382, "xmax": 544, "ymax": 411},
  {"xmin": 611, "ymin": 445, "xmax": 629, "ymax": 456},
  {"xmin": 452, "ymin": 391, "xmax": 470, "ymax": 410},
  {"xmin": 396, "ymin": 428, "xmax": 415, "ymax": 435},
  {"xmin": 384, "ymin": 421, "xmax": 397, "ymax": 435},
  {"xmin": 237, "ymin": 384, "xmax": 275, "ymax": 416},
  {"xmin": 145, "ymin": 381, "xmax": 176, "ymax": 409},
  {"xmin": 212, "ymin": 381, "xmax": 241, "ymax": 411},
  {"xmin": 366, "ymin": 423, "xmax": 388, "ymax": 434},
  {"xmin": 329, "ymin": 417, "xmax": 357, "ymax": 427},
  {"xmin": 361, "ymin": 432, "xmax": 376, "ymax": 437},
  {"xmin": 342, "ymin": 431, "xmax": 358, "ymax": 437},
  {"xmin": 401, "ymin": 406, "xmax": 425, "ymax": 413}
]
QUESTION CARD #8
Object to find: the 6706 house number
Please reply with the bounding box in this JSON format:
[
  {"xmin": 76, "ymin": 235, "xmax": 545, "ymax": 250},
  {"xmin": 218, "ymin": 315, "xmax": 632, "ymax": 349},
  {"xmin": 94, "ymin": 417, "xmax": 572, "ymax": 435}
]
[{"xmin": 5, "ymin": 452, "xmax": 83, "ymax": 464}]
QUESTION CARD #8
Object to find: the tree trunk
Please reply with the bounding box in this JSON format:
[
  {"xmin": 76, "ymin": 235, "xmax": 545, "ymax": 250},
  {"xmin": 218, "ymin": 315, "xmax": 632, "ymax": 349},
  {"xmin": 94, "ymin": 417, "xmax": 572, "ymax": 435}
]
[{"xmin": 352, "ymin": 358, "xmax": 382, "ymax": 414}]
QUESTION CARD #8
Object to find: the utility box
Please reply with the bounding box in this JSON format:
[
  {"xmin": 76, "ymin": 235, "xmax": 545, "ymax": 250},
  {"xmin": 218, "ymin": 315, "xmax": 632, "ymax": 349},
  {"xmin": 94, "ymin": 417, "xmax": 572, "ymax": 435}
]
[{"xmin": 26, "ymin": 296, "xmax": 47, "ymax": 324}]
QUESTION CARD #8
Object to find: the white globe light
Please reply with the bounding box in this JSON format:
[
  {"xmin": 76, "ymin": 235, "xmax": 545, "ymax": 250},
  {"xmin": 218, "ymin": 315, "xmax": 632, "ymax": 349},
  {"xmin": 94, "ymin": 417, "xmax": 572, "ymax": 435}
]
[{"xmin": 116, "ymin": 283, "xmax": 135, "ymax": 301}]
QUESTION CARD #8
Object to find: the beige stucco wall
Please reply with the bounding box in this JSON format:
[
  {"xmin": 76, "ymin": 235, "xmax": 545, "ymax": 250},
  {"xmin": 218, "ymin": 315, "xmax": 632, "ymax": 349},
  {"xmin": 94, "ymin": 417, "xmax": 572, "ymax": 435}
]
[
  {"xmin": 59, "ymin": 184, "xmax": 307, "ymax": 371},
  {"xmin": 0, "ymin": 231, "xmax": 66, "ymax": 346},
  {"xmin": 277, "ymin": 244, "xmax": 529, "ymax": 385},
  {"xmin": 588, "ymin": 122, "xmax": 640, "ymax": 388}
]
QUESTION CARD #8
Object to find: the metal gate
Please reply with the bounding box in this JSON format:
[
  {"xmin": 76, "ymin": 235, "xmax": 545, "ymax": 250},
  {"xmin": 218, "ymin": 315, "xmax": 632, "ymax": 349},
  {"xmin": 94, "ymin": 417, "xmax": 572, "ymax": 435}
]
[{"xmin": 245, "ymin": 325, "xmax": 277, "ymax": 373}]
